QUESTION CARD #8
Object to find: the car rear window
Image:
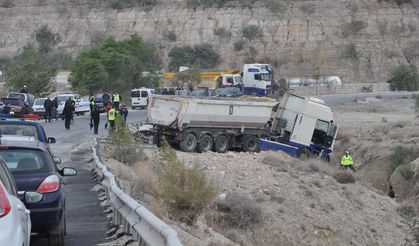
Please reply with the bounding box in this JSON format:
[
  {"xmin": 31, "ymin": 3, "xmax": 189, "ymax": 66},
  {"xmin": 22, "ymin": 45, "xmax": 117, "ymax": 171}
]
[
  {"xmin": 7, "ymin": 93, "xmax": 25, "ymax": 101},
  {"xmin": 0, "ymin": 125, "xmax": 39, "ymax": 139},
  {"xmin": 131, "ymin": 91, "xmax": 140, "ymax": 97},
  {"xmin": 34, "ymin": 99, "xmax": 46, "ymax": 105},
  {"xmin": 0, "ymin": 149, "xmax": 53, "ymax": 174}
]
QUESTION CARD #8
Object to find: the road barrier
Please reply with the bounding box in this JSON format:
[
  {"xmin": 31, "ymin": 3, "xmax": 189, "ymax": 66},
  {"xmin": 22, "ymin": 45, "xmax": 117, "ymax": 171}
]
[{"xmin": 92, "ymin": 140, "xmax": 183, "ymax": 246}]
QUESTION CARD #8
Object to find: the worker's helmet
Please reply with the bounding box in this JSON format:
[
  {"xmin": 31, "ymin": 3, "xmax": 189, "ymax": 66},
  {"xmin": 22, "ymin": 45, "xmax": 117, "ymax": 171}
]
[
  {"xmin": 24, "ymin": 85, "xmax": 27, "ymax": 88},
  {"xmin": 345, "ymin": 150, "xmax": 349, "ymax": 154}
]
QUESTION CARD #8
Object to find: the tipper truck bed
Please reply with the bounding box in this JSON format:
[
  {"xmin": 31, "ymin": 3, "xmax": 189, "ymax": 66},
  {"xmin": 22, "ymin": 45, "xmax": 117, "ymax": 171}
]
[{"xmin": 147, "ymin": 95, "xmax": 276, "ymax": 153}]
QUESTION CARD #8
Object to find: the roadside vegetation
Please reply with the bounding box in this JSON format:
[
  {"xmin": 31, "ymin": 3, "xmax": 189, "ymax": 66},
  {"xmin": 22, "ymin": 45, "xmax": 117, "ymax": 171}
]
[
  {"xmin": 0, "ymin": 25, "xmax": 71, "ymax": 96},
  {"xmin": 154, "ymin": 137, "xmax": 216, "ymax": 224},
  {"xmin": 389, "ymin": 64, "xmax": 419, "ymax": 91},
  {"xmin": 70, "ymin": 34, "xmax": 161, "ymax": 95},
  {"xmin": 168, "ymin": 43, "xmax": 220, "ymax": 71}
]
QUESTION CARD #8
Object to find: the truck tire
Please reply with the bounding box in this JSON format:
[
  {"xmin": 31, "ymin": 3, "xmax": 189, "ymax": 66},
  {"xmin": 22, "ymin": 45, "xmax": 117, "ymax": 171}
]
[
  {"xmin": 297, "ymin": 148, "xmax": 311, "ymax": 160},
  {"xmin": 196, "ymin": 135, "xmax": 213, "ymax": 153},
  {"xmin": 242, "ymin": 135, "xmax": 260, "ymax": 152},
  {"xmin": 214, "ymin": 135, "xmax": 229, "ymax": 153},
  {"xmin": 179, "ymin": 133, "xmax": 197, "ymax": 152}
]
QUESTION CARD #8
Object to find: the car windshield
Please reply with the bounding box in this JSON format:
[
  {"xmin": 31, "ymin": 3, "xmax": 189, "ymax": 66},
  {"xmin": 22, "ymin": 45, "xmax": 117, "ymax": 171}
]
[
  {"xmin": 8, "ymin": 93, "xmax": 25, "ymax": 101},
  {"xmin": 57, "ymin": 96, "xmax": 71, "ymax": 103},
  {"xmin": 0, "ymin": 125, "xmax": 38, "ymax": 139},
  {"xmin": 0, "ymin": 149, "xmax": 53, "ymax": 174},
  {"xmin": 34, "ymin": 99, "xmax": 46, "ymax": 105}
]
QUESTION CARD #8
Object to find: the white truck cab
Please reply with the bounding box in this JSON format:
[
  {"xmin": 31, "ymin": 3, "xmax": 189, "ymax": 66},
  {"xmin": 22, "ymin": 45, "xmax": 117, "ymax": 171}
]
[
  {"xmin": 131, "ymin": 88, "xmax": 155, "ymax": 109},
  {"xmin": 242, "ymin": 64, "xmax": 273, "ymax": 96}
]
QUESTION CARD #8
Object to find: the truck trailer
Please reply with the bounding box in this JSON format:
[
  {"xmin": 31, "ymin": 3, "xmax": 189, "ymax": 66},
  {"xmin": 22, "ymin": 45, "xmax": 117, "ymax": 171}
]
[{"xmin": 147, "ymin": 95, "xmax": 276, "ymax": 153}]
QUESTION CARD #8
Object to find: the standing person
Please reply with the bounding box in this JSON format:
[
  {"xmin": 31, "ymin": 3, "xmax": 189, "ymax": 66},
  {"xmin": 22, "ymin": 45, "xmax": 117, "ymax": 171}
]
[
  {"xmin": 90, "ymin": 105, "xmax": 100, "ymax": 135},
  {"xmin": 52, "ymin": 97, "xmax": 59, "ymax": 120},
  {"xmin": 107, "ymin": 105, "xmax": 117, "ymax": 131},
  {"xmin": 112, "ymin": 93, "xmax": 121, "ymax": 111},
  {"xmin": 2, "ymin": 103, "xmax": 11, "ymax": 114},
  {"xmin": 43, "ymin": 97, "xmax": 53, "ymax": 123},
  {"xmin": 119, "ymin": 103, "xmax": 128, "ymax": 123},
  {"xmin": 70, "ymin": 96, "xmax": 76, "ymax": 123},
  {"xmin": 63, "ymin": 98, "xmax": 73, "ymax": 129},
  {"xmin": 20, "ymin": 85, "xmax": 28, "ymax": 93},
  {"xmin": 89, "ymin": 94, "xmax": 95, "ymax": 113},
  {"xmin": 340, "ymin": 151, "xmax": 356, "ymax": 171}
]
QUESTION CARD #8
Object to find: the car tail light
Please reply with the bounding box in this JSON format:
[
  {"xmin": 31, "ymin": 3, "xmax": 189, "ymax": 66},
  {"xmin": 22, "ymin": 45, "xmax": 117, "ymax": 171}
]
[
  {"xmin": 36, "ymin": 175, "xmax": 60, "ymax": 193},
  {"xmin": 0, "ymin": 183, "xmax": 11, "ymax": 218}
]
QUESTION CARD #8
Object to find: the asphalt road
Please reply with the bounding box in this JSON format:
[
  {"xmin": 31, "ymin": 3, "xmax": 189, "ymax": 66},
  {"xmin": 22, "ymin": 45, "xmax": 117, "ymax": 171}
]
[
  {"xmin": 31, "ymin": 109, "xmax": 147, "ymax": 246},
  {"xmin": 319, "ymin": 91, "xmax": 419, "ymax": 106}
]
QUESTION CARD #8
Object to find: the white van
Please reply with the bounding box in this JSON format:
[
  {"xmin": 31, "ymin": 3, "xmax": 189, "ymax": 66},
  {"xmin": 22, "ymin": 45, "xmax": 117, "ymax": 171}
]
[{"xmin": 131, "ymin": 88, "xmax": 155, "ymax": 109}]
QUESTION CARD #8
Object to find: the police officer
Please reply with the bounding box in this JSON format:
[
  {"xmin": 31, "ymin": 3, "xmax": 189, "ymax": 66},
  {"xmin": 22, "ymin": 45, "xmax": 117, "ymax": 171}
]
[
  {"xmin": 340, "ymin": 150, "xmax": 355, "ymax": 171},
  {"xmin": 112, "ymin": 93, "xmax": 121, "ymax": 111},
  {"xmin": 90, "ymin": 105, "xmax": 100, "ymax": 135},
  {"xmin": 89, "ymin": 94, "xmax": 95, "ymax": 113},
  {"xmin": 107, "ymin": 105, "xmax": 117, "ymax": 131},
  {"xmin": 63, "ymin": 98, "xmax": 73, "ymax": 129}
]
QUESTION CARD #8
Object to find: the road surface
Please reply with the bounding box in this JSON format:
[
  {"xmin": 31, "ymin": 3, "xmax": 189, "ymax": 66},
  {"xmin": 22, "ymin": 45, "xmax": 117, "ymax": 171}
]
[{"xmin": 31, "ymin": 109, "xmax": 147, "ymax": 246}]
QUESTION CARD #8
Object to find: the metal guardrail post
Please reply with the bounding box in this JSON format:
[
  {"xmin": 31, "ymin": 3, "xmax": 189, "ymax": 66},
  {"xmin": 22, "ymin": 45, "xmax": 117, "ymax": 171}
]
[{"xmin": 92, "ymin": 139, "xmax": 183, "ymax": 246}]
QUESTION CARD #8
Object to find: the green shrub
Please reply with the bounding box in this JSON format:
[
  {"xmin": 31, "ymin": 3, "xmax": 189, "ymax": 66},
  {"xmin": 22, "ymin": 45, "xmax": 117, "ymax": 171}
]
[
  {"xmin": 242, "ymin": 25, "xmax": 263, "ymax": 41},
  {"xmin": 415, "ymin": 95, "xmax": 419, "ymax": 113},
  {"xmin": 389, "ymin": 64, "xmax": 419, "ymax": 91},
  {"xmin": 343, "ymin": 43, "xmax": 359, "ymax": 60},
  {"xmin": 213, "ymin": 27, "xmax": 232, "ymax": 40},
  {"xmin": 1, "ymin": 0, "xmax": 15, "ymax": 8},
  {"xmin": 156, "ymin": 138, "xmax": 216, "ymax": 224},
  {"xmin": 233, "ymin": 40, "xmax": 245, "ymax": 52},
  {"xmin": 390, "ymin": 146, "xmax": 416, "ymax": 171},
  {"xmin": 266, "ymin": 0, "xmax": 287, "ymax": 14},
  {"xmin": 342, "ymin": 20, "xmax": 367, "ymax": 37},
  {"xmin": 168, "ymin": 43, "xmax": 220, "ymax": 71},
  {"xmin": 35, "ymin": 25, "xmax": 62, "ymax": 53}
]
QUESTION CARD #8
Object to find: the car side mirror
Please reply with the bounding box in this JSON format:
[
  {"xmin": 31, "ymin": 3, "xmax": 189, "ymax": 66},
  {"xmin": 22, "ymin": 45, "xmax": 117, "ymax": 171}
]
[
  {"xmin": 24, "ymin": 191, "xmax": 43, "ymax": 203},
  {"xmin": 48, "ymin": 137, "xmax": 56, "ymax": 144},
  {"xmin": 61, "ymin": 167, "xmax": 77, "ymax": 176},
  {"xmin": 53, "ymin": 156, "xmax": 62, "ymax": 164}
]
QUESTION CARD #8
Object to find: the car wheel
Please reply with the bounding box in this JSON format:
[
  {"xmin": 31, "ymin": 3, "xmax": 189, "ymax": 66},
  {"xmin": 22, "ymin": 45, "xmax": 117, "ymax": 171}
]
[
  {"xmin": 48, "ymin": 217, "xmax": 65, "ymax": 246},
  {"xmin": 196, "ymin": 134, "xmax": 213, "ymax": 153},
  {"xmin": 242, "ymin": 135, "xmax": 260, "ymax": 152},
  {"xmin": 214, "ymin": 135, "xmax": 229, "ymax": 153},
  {"xmin": 179, "ymin": 133, "xmax": 197, "ymax": 152}
]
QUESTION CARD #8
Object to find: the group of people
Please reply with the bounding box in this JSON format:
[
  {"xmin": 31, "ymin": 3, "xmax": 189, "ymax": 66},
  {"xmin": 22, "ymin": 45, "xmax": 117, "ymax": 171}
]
[
  {"xmin": 43, "ymin": 97, "xmax": 59, "ymax": 123},
  {"xmin": 88, "ymin": 93, "xmax": 128, "ymax": 135}
]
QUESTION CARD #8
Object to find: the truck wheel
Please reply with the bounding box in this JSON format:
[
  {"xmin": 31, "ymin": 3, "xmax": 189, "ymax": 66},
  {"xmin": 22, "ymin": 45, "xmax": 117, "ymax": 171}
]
[
  {"xmin": 179, "ymin": 133, "xmax": 197, "ymax": 152},
  {"xmin": 196, "ymin": 135, "xmax": 213, "ymax": 153},
  {"xmin": 242, "ymin": 135, "xmax": 260, "ymax": 152},
  {"xmin": 214, "ymin": 135, "xmax": 229, "ymax": 153},
  {"xmin": 297, "ymin": 148, "xmax": 311, "ymax": 161}
]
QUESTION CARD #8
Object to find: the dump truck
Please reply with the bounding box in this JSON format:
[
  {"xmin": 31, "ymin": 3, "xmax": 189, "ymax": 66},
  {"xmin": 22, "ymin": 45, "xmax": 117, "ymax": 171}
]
[
  {"xmin": 262, "ymin": 92, "xmax": 338, "ymax": 160},
  {"xmin": 148, "ymin": 92, "xmax": 337, "ymax": 159},
  {"xmin": 147, "ymin": 95, "xmax": 276, "ymax": 153}
]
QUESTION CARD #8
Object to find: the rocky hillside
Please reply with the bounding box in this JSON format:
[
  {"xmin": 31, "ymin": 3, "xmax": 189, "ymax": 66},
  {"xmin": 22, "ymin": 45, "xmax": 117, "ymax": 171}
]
[{"xmin": 0, "ymin": 0, "xmax": 419, "ymax": 83}]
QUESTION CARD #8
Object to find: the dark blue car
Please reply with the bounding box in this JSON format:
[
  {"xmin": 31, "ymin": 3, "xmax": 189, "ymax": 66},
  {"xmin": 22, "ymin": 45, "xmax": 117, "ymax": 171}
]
[
  {"xmin": 0, "ymin": 119, "xmax": 56, "ymax": 145},
  {"xmin": 0, "ymin": 140, "xmax": 77, "ymax": 246}
]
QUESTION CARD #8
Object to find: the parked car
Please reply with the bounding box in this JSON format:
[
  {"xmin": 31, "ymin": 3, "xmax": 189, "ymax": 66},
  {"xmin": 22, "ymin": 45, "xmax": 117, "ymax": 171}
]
[
  {"xmin": 32, "ymin": 98, "xmax": 47, "ymax": 117},
  {"xmin": 0, "ymin": 97, "xmax": 24, "ymax": 114},
  {"xmin": 7, "ymin": 92, "xmax": 35, "ymax": 107},
  {"xmin": 213, "ymin": 87, "xmax": 243, "ymax": 97},
  {"xmin": 0, "ymin": 102, "xmax": 3, "ymax": 113},
  {"xmin": 94, "ymin": 93, "xmax": 113, "ymax": 113},
  {"xmin": 191, "ymin": 87, "xmax": 214, "ymax": 97},
  {"xmin": 0, "ymin": 155, "xmax": 43, "ymax": 246},
  {"xmin": 0, "ymin": 139, "xmax": 77, "ymax": 246},
  {"xmin": 0, "ymin": 119, "xmax": 56, "ymax": 146},
  {"xmin": 56, "ymin": 93, "xmax": 89, "ymax": 117}
]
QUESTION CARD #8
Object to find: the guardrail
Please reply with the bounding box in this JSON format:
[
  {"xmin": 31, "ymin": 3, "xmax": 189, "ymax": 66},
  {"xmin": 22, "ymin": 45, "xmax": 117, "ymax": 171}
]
[{"xmin": 92, "ymin": 140, "xmax": 183, "ymax": 246}]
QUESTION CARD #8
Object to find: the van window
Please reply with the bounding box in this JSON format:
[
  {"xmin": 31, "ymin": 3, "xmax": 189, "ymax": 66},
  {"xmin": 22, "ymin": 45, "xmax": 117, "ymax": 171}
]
[
  {"xmin": 131, "ymin": 91, "xmax": 140, "ymax": 97},
  {"xmin": 141, "ymin": 91, "xmax": 148, "ymax": 97}
]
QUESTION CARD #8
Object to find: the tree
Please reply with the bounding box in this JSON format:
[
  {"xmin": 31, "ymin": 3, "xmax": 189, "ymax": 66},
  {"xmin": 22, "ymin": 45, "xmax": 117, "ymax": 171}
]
[
  {"xmin": 389, "ymin": 64, "xmax": 419, "ymax": 91},
  {"xmin": 168, "ymin": 44, "xmax": 220, "ymax": 71},
  {"xmin": 35, "ymin": 25, "xmax": 62, "ymax": 53},
  {"xmin": 70, "ymin": 35, "xmax": 161, "ymax": 94},
  {"xmin": 6, "ymin": 47, "xmax": 56, "ymax": 96},
  {"xmin": 174, "ymin": 66, "xmax": 201, "ymax": 90}
]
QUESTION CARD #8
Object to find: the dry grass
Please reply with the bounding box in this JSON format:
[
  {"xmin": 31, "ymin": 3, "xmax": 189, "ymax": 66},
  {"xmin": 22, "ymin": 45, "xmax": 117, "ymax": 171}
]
[
  {"xmin": 216, "ymin": 193, "xmax": 262, "ymax": 228},
  {"xmin": 333, "ymin": 171, "xmax": 355, "ymax": 184}
]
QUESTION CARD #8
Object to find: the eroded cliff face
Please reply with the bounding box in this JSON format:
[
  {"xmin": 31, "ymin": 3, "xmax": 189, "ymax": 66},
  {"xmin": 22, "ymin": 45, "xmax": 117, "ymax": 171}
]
[{"xmin": 0, "ymin": 0, "xmax": 418, "ymax": 83}]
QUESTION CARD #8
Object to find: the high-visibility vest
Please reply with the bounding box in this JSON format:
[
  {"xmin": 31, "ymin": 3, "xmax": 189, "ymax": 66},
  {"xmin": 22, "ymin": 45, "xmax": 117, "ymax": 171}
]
[
  {"xmin": 90, "ymin": 96, "xmax": 95, "ymax": 105},
  {"xmin": 341, "ymin": 155, "xmax": 353, "ymax": 166},
  {"xmin": 108, "ymin": 109, "xmax": 116, "ymax": 121},
  {"xmin": 113, "ymin": 94, "xmax": 120, "ymax": 102}
]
